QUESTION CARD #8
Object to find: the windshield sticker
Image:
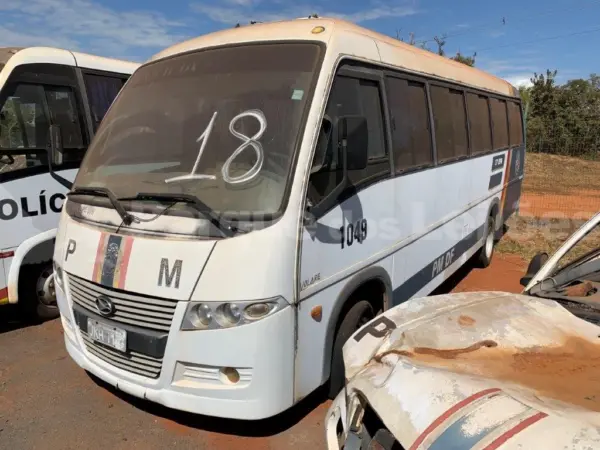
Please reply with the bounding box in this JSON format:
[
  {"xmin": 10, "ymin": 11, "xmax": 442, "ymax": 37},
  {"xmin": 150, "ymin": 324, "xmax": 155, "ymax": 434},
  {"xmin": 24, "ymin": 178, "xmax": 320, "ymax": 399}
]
[
  {"xmin": 291, "ymin": 89, "xmax": 304, "ymax": 101},
  {"xmin": 165, "ymin": 109, "xmax": 267, "ymax": 186}
]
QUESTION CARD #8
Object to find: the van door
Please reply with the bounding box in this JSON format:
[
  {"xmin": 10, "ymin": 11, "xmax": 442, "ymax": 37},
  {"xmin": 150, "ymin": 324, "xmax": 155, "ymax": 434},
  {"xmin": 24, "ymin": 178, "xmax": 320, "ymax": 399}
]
[{"xmin": 295, "ymin": 64, "xmax": 394, "ymax": 398}]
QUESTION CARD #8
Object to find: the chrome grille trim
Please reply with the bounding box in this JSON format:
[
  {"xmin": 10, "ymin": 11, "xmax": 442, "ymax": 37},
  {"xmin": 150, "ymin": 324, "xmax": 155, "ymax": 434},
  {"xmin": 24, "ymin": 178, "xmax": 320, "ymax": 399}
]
[
  {"xmin": 80, "ymin": 331, "xmax": 162, "ymax": 378},
  {"xmin": 67, "ymin": 273, "xmax": 177, "ymax": 332}
]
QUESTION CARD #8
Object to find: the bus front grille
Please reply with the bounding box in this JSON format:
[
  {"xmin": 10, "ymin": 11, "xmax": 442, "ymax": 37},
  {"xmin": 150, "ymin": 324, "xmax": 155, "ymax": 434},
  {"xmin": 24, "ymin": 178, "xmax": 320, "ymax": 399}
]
[
  {"xmin": 67, "ymin": 273, "xmax": 178, "ymax": 332},
  {"xmin": 80, "ymin": 330, "xmax": 163, "ymax": 378}
]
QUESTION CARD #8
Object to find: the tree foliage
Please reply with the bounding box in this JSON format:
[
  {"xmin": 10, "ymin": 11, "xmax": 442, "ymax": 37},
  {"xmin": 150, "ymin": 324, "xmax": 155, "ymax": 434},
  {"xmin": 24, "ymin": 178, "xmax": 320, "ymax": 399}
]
[{"xmin": 523, "ymin": 70, "xmax": 600, "ymax": 159}]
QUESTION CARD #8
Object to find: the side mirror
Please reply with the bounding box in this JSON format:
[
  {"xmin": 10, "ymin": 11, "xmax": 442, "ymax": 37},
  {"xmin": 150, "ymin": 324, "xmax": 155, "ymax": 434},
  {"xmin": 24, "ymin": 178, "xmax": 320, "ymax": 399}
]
[
  {"xmin": 520, "ymin": 251, "xmax": 549, "ymax": 287},
  {"xmin": 339, "ymin": 115, "xmax": 368, "ymax": 171},
  {"xmin": 48, "ymin": 124, "xmax": 64, "ymax": 166}
]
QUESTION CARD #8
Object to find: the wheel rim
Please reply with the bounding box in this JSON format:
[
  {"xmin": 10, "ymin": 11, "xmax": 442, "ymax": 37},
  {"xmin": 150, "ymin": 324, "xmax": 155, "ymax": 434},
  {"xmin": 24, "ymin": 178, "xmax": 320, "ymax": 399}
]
[
  {"xmin": 485, "ymin": 222, "xmax": 494, "ymax": 257},
  {"xmin": 36, "ymin": 267, "xmax": 57, "ymax": 308}
]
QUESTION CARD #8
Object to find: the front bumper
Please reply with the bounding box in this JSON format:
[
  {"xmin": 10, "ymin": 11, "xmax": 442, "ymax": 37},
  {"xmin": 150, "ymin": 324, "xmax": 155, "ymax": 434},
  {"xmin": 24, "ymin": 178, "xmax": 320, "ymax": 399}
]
[{"xmin": 56, "ymin": 283, "xmax": 295, "ymax": 420}]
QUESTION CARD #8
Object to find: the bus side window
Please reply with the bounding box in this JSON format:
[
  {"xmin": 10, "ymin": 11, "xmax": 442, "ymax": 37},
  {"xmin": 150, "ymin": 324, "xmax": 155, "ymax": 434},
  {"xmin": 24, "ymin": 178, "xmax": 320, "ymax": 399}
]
[
  {"xmin": 83, "ymin": 73, "xmax": 127, "ymax": 131},
  {"xmin": 386, "ymin": 76, "xmax": 433, "ymax": 172},
  {"xmin": 307, "ymin": 72, "xmax": 389, "ymax": 208}
]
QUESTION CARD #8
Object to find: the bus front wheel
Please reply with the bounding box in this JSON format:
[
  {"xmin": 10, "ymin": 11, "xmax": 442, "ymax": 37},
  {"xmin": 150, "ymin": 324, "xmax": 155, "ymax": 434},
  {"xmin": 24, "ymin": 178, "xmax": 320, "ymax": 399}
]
[
  {"xmin": 18, "ymin": 262, "xmax": 59, "ymax": 322},
  {"xmin": 328, "ymin": 300, "xmax": 374, "ymax": 399}
]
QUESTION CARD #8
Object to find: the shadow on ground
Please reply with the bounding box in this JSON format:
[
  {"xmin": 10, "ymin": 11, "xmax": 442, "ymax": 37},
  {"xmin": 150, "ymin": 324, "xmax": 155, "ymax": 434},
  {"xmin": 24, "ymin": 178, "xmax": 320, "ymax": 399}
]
[
  {"xmin": 0, "ymin": 304, "xmax": 39, "ymax": 334},
  {"xmin": 88, "ymin": 372, "xmax": 328, "ymax": 437}
]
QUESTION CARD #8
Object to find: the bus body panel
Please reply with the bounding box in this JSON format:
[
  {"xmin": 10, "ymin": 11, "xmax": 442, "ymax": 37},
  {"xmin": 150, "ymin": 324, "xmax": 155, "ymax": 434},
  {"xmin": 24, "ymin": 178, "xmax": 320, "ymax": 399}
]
[{"xmin": 0, "ymin": 169, "xmax": 76, "ymax": 303}]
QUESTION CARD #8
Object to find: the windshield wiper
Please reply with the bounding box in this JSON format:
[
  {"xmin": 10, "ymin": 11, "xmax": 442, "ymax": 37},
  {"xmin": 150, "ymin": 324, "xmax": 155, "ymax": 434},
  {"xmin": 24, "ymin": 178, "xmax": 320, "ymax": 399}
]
[
  {"xmin": 68, "ymin": 187, "xmax": 136, "ymax": 225},
  {"xmin": 120, "ymin": 192, "xmax": 237, "ymax": 237}
]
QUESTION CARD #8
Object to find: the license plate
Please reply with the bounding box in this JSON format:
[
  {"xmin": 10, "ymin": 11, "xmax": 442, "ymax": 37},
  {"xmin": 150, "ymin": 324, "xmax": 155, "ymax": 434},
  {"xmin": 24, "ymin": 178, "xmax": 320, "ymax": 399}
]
[{"xmin": 87, "ymin": 318, "xmax": 127, "ymax": 352}]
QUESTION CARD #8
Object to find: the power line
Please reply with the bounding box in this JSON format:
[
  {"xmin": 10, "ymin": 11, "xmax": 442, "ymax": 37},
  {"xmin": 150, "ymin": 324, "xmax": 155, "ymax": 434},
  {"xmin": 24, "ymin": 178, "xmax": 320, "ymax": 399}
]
[
  {"xmin": 412, "ymin": 0, "xmax": 600, "ymax": 46},
  {"xmin": 473, "ymin": 26, "xmax": 600, "ymax": 53}
]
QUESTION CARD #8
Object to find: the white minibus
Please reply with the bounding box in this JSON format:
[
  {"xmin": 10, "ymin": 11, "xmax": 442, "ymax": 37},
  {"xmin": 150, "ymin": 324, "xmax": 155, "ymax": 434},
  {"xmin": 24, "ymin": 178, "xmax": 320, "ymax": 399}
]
[
  {"xmin": 0, "ymin": 47, "xmax": 138, "ymax": 320},
  {"xmin": 52, "ymin": 18, "xmax": 525, "ymax": 420}
]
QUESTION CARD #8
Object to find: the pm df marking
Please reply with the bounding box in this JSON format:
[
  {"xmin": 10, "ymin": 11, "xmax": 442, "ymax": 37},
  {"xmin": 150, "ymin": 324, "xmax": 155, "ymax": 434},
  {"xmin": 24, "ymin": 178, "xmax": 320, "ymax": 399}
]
[{"xmin": 432, "ymin": 247, "xmax": 455, "ymax": 278}]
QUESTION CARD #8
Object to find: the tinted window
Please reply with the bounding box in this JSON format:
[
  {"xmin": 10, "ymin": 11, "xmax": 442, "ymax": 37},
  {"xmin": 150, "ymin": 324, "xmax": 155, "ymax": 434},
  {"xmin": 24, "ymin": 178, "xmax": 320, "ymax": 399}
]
[
  {"xmin": 45, "ymin": 86, "xmax": 84, "ymax": 149},
  {"xmin": 359, "ymin": 79, "xmax": 386, "ymax": 160},
  {"xmin": 84, "ymin": 74, "xmax": 126, "ymax": 131},
  {"xmin": 467, "ymin": 93, "xmax": 492, "ymax": 155},
  {"xmin": 307, "ymin": 72, "xmax": 389, "ymax": 206},
  {"xmin": 386, "ymin": 77, "xmax": 432, "ymax": 171},
  {"xmin": 507, "ymin": 101, "xmax": 523, "ymax": 145},
  {"xmin": 490, "ymin": 98, "xmax": 509, "ymax": 149},
  {"xmin": 0, "ymin": 84, "xmax": 49, "ymax": 150},
  {"xmin": 431, "ymin": 85, "xmax": 468, "ymax": 162}
]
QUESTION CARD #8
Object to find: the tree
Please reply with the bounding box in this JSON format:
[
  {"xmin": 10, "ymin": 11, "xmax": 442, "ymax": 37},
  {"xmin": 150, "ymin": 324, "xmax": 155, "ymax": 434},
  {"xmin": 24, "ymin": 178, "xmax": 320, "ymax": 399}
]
[
  {"xmin": 394, "ymin": 31, "xmax": 476, "ymax": 66},
  {"xmin": 451, "ymin": 51, "xmax": 476, "ymax": 67},
  {"xmin": 526, "ymin": 70, "xmax": 600, "ymax": 159}
]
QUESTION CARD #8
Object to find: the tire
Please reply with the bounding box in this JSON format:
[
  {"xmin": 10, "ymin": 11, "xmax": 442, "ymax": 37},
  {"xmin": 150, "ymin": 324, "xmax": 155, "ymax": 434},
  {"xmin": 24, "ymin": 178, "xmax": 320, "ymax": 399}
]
[
  {"xmin": 328, "ymin": 300, "xmax": 375, "ymax": 399},
  {"xmin": 18, "ymin": 262, "xmax": 59, "ymax": 323},
  {"xmin": 476, "ymin": 215, "xmax": 496, "ymax": 268}
]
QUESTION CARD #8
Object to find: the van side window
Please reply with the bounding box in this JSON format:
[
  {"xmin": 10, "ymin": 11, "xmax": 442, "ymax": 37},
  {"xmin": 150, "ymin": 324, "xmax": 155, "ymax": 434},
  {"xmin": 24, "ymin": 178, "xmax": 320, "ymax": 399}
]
[
  {"xmin": 45, "ymin": 86, "xmax": 85, "ymax": 151},
  {"xmin": 83, "ymin": 73, "xmax": 126, "ymax": 131},
  {"xmin": 430, "ymin": 85, "xmax": 469, "ymax": 162},
  {"xmin": 307, "ymin": 72, "xmax": 389, "ymax": 207},
  {"xmin": 0, "ymin": 84, "xmax": 49, "ymax": 150},
  {"xmin": 467, "ymin": 93, "xmax": 493, "ymax": 155},
  {"xmin": 490, "ymin": 98, "xmax": 509, "ymax": 149},
  {"xmin": 386, "ymin": 76, "xmax": 433, "ymax": 172},
  {"xmin": 0, "ymin": 80, "xmax": 86, "ymax": 174}
]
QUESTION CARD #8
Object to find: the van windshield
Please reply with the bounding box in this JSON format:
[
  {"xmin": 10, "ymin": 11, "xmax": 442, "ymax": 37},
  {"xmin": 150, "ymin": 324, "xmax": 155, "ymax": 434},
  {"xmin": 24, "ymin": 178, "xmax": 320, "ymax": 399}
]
[{"xmin": 74, "ymin": 42, "xmax": 322, "ymax": 218}]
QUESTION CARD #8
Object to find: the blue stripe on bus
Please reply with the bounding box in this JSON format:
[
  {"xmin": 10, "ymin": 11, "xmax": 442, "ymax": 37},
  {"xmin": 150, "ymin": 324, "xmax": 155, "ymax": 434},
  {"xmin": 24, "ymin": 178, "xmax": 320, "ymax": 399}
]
[
  {"xmin": 392, "ymin": 223, "xmax": 485, "ymax": 306},
  {"xmin": 100, "ymin": 234, "xmax": 122, "ymax": 286}
]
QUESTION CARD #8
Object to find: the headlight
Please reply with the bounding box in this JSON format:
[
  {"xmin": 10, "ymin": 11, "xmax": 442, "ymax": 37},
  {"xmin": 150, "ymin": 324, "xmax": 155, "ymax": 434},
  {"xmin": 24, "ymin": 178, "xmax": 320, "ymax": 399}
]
[
  {"xmin": 53, "ymin": 260, "xmax": 64, "ymax": 289},
  {"xmin": 181, "ymin": 296, "xmax": 289, "ymax": 330}
]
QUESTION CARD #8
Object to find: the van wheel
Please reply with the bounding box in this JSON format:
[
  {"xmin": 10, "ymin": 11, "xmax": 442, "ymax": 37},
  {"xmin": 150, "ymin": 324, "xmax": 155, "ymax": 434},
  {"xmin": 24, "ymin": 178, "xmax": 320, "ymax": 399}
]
[
  {"xmin": 476, "ymin": 216, "xmax": 496, "ymax": 268},
  {"xmin": 328, "ymin": 301, "xmax": 374, "ymax": 399},
  {"xmin": 19, "ymin": 262, "xmax": 59, "ymax": 323}
]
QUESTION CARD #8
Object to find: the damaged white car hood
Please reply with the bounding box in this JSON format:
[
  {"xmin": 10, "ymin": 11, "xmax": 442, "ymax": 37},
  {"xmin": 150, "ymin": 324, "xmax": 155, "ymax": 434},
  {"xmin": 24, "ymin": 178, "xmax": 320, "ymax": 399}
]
[{"xmin": 343, "ymin": 291, "xmax": 600, "ymax": 448}]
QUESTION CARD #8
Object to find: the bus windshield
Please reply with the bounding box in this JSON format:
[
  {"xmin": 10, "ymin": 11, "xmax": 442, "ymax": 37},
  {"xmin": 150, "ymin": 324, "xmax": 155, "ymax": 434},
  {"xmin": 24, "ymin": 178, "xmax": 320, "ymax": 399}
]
[{"xmin": 74, "ymin": 42, "xmax": 322, "ymax": 218}]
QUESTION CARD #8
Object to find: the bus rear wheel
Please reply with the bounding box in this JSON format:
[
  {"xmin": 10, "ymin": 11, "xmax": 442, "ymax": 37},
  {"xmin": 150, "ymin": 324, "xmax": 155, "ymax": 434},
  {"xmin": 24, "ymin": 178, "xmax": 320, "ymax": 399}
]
[
  {"xmin": 19, "ymin": 262, "xmax": 59, "ymax": 323},
  {"xmin": 328, "ymin": 300, "xmax": 374, "ymax": 399},
  {"xmin": 476, "ymin": 215, "xmax": 496, "ymax": 268}
]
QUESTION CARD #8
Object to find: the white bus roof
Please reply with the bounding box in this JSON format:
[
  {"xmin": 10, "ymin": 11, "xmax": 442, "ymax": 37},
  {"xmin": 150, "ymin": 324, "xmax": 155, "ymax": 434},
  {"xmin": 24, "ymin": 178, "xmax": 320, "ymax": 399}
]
[
  {"xmin": 0, "ymin": 46, "xmax": 139, "ymax": 74},
  {"xmin": 150, "ymin": 18, "xmax": 517, "ymax": 98}
]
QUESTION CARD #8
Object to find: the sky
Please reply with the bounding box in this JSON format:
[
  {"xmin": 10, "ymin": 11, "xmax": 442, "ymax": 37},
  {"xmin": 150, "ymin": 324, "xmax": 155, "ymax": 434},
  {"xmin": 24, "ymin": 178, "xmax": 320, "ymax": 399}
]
[{"xmin": 1, "ymin": 0, "xmax": 599, "ymax": 86}]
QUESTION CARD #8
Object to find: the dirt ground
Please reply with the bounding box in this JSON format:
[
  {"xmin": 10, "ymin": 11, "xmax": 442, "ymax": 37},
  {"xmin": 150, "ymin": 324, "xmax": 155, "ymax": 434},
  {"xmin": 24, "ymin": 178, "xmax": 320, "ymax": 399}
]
[{"xmin": 0, "ymin": 254, "xmax": 526, "ymax": 450}]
